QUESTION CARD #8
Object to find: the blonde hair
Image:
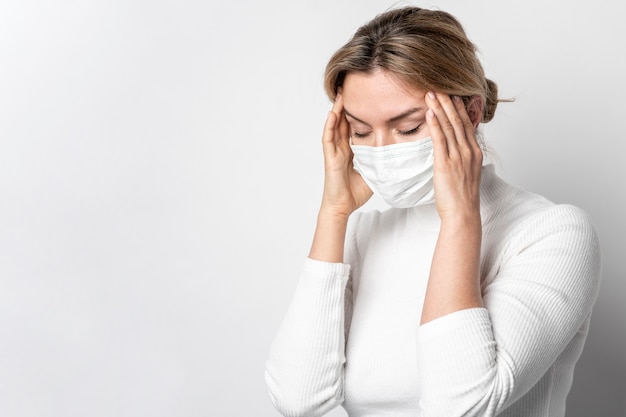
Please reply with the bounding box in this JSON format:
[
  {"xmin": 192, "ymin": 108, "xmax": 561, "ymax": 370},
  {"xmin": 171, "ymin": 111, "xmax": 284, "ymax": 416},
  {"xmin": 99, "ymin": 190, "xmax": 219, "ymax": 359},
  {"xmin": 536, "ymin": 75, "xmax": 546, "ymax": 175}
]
[{"xmin": 324, "ymin": 7, "xmax": 501, "ymax": 123}]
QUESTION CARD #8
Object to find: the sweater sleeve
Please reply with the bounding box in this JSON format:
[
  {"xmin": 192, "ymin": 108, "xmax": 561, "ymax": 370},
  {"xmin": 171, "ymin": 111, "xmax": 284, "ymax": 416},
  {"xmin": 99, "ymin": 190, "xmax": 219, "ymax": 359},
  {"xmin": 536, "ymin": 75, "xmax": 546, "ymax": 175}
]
[
  {"xmin": 415, "ymin": 204, "xmax": 601, "ymax": 416},
  {"xmin": 265, "ymin": 258, "xmax": 352, "ymax": 417}
]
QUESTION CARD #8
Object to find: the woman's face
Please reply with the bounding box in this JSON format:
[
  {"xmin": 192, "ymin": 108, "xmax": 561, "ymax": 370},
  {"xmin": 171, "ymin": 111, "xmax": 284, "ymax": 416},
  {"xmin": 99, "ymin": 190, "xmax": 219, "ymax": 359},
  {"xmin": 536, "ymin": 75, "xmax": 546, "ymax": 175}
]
[{"xmin": 342, "ymin": 69, "xmax": 430, "ymax": 147}]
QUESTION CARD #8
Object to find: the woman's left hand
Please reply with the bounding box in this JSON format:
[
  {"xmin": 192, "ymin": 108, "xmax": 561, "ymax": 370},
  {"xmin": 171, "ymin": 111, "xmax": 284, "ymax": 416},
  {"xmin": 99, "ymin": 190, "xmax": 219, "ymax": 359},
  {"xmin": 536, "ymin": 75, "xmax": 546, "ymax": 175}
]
[
  {"xmin": 421, "ymin": 92, "xmax": 484, "ymax": 325},
  {"xmin": 425, "ymin": 92, "xmax": 483, "ymax": 222}
]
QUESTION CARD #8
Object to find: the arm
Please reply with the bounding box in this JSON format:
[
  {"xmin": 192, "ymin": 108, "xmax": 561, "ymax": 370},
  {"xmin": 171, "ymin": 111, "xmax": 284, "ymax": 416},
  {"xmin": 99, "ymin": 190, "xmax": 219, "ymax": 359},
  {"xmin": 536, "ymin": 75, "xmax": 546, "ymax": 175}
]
[
  {"xmin": 309, "ymin": 93, "xmax": 373, "ymax": 263},
  {"xmin": 417, "ymin": 90, "xmax": 600, "ymax": 416},
  {"xmin": 265, "ymin": 258, "xmax": 352, "ymax": 417},
  {"xmin": 420, "ymin": 92, "xmax": 484, "ymax": 324},
  {"xmin": 416, "ymin": 205, "xmax": 601, "ymax": 416},
  {"xmin": 265, "ymin": 96, "xmax": 372, "ymax": 417}
]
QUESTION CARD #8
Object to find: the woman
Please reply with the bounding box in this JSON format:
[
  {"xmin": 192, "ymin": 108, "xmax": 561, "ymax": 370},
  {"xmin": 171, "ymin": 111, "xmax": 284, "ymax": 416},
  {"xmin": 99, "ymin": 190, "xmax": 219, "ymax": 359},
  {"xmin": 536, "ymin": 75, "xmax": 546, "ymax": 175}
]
[{"xmin": 265, "ymin": 6, "xmax": 600, "ymax": 417}]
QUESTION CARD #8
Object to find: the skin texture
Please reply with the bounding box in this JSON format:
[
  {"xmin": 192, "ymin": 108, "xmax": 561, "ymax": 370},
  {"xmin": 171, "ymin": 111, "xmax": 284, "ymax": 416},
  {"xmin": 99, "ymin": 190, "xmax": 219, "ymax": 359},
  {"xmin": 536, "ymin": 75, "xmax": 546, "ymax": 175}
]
[{"xmin": 308, "ymin": 69, "xmax": 484, "ymax": 324}]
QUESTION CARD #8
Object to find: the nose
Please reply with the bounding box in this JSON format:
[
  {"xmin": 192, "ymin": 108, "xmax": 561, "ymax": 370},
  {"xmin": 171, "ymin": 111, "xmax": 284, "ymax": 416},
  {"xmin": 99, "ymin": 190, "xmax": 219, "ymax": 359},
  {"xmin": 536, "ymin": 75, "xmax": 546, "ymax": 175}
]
[{"xmin": 373, "ymin": 132, "xmax": 395, "ymax": 147}]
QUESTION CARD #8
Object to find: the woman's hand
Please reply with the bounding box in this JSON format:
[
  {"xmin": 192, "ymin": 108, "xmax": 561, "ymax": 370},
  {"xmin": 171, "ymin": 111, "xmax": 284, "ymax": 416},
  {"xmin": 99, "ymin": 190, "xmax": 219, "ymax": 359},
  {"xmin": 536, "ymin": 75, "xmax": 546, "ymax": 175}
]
[
  {"xmin": 320, "ymin": 94, "xmax": 373, "ymax": 218},
  {"xmin": 425, "ymin": 92, "xmax": 483, "ymax": 222},
  {"xmin": 309, "ymin": 95, "xmax": 373, "ymax": 263},
  {"xmin": 421, "ymin": 92, "xmax": 484, "ymax": 324}
]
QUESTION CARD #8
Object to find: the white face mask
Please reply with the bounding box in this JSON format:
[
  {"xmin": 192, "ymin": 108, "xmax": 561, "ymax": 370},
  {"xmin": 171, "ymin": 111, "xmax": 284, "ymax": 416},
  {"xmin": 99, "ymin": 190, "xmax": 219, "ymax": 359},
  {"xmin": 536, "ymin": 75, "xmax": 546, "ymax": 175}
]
[{"xmin": 350, "ymin": 137, "xmax": 435, "ymax": 208}]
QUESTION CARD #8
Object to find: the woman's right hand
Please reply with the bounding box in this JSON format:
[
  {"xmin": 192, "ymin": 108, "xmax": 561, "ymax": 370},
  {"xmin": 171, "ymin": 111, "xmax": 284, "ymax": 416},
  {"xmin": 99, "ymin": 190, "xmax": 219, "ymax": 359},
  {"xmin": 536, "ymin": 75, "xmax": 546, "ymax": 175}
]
[{"xmin": 320, "ymin": 94, "xmax": 373, "ymax": 218}]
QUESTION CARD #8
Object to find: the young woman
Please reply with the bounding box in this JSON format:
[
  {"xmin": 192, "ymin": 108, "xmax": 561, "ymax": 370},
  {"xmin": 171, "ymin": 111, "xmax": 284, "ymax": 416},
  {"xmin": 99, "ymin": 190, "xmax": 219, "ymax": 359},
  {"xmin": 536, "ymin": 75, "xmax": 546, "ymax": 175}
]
[{"xmin": 265, "ymin": 6, "xmax": 601, "ymax": 417}]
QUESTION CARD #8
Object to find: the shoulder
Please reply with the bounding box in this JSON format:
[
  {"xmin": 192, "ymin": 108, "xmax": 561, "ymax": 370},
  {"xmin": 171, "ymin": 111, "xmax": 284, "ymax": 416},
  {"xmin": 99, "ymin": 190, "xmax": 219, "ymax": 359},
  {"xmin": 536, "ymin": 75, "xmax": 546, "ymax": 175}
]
[
  {"xmin": 529, "ymin": 203, "xmax": 596, "ymax": 233},
  {"xmin": 483, "ymin": 168, "xmax": 599, "ymax": 249},
  {"xmin": 508, "ymin": 200, "xmax": 599, "ymax": 251},
  {"xmin": 496, "ymin": 202, "xmax": 601, "ymax": 291},
  {"xmin": 482, "ymin": 174, "xmax": 601, "ymax": 292}
]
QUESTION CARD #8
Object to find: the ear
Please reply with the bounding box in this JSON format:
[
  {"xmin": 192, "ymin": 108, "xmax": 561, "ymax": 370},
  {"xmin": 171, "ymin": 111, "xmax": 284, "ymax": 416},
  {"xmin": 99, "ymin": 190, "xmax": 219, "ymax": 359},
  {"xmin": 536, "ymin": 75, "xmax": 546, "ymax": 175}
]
[{"xmin": 466, "ymin": 95, "xmax": 483, "ymax": 128}]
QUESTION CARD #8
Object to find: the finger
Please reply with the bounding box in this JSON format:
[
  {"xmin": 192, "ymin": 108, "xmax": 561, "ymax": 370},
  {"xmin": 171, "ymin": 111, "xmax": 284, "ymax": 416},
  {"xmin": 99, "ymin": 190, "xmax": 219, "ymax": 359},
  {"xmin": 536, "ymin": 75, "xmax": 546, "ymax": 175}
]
[
  {"xmin": 331, "ymin": 94, "xmax": 351, "ymax": 152},
  {"xmin": 426, "ymin": 107, "xmax": 449, "ymax": 162},
  {"xmin": 331, "ymin": 93, "xmax": 344, "ymax": 123},
  {"xmin": 324, "ymin": 100, "xmax": 352, "ymax": 167},
  {"xmin": 426, "ymin": 92, "xmax": 459, "ymax": 153},
  {"xmin": 451, "ymin": 95, "xmax": 479, "ymax": 149},
  {"xmin": 322, "ymin": 108, "xmax": 338, "ymax": 147},
  {"xmin": 337, "ymin": 106, "xmax": 350, "ymax": 146},
  {"xmin": 426, "ymin": 92, "xmax": 456, "ymax": 158},
  {"xmin": 433, "ymin": 93, "xmax": 467, "ymax": 151},
  {"xmin": 451, "ymin": 96, "xmax": 483, "ymax": 170},
  {"xmin": 323, "ymin": 94, "xmax": 344, "ymax": 143}
]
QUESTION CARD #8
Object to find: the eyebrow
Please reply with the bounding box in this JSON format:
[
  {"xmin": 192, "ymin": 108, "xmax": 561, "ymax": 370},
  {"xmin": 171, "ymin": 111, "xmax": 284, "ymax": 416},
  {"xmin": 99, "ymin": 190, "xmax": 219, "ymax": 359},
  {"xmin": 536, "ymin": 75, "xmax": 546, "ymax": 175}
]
[{"xmin": 343, "ymin": 107, "xmax": 423, "ymax": 125}]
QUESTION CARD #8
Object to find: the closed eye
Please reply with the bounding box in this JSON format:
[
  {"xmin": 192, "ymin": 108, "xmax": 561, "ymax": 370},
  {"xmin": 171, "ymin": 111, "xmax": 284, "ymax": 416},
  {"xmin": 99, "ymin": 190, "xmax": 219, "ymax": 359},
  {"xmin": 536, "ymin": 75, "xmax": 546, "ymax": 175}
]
[
  {"xmin": 399, "ymin": 125, "xmax": 421, "ymax": 136},
  {"xmin": 351, "ymin": 131, "xmax": 371, "ymax": 139}
]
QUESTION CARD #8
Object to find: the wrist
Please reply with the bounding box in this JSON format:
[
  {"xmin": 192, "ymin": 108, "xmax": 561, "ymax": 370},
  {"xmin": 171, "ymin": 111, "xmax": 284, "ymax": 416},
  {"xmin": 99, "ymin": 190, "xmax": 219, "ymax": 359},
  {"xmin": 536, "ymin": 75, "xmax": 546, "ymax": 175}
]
[
  {"xmin": 439, "ymin": 212, "xmax": 482, "ymax": 239},
  {"xmin": 318, "ymin": 204, "xmax": 353, "ymax": 222},
  {"xmin": 439, "ymin": 208, "xmax": 481, "ymax": 227},
  {"xmin": 309, "ymin": 208, "xmax": 350, "ymax": 263}
]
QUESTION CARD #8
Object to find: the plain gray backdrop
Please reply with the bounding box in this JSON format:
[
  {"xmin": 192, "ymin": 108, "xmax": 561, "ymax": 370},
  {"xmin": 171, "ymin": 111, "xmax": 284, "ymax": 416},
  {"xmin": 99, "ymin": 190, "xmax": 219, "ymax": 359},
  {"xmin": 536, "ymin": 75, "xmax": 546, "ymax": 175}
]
[{"xmin": 0, "ymin": 0, "xmax": 624, "ymax": 416}]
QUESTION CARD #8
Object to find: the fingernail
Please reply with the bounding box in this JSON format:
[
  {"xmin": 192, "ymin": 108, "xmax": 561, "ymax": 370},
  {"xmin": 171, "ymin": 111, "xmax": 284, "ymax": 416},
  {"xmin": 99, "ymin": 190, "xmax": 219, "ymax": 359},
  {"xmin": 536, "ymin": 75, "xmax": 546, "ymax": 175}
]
[{"xmin": 427, "ymin": 91, "xmax": 436, "ymax": 100}]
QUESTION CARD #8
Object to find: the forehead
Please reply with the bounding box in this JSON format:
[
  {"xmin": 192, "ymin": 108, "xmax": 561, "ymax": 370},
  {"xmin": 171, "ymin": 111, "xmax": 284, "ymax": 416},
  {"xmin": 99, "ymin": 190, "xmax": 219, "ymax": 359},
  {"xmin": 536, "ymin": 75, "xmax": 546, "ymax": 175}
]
[{"xmin": 342, "ymin": 70, "xmax": 426, "ymax": 122}]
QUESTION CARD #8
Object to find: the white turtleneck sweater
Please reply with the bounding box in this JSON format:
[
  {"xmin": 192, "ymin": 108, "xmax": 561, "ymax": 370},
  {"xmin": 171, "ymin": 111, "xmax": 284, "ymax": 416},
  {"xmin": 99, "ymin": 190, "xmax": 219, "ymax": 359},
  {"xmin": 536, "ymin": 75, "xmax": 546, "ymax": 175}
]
[{"xmin": 265, "ymin": 165, "xmax": 601, "ymax": 417}]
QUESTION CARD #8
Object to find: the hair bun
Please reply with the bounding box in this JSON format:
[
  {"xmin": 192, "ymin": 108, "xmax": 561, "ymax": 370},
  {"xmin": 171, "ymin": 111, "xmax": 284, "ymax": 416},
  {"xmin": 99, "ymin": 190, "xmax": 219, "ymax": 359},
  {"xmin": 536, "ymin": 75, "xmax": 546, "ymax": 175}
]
[{"xmin": 482, "ymin": 78, "xmax": 499, "ymax": 123}]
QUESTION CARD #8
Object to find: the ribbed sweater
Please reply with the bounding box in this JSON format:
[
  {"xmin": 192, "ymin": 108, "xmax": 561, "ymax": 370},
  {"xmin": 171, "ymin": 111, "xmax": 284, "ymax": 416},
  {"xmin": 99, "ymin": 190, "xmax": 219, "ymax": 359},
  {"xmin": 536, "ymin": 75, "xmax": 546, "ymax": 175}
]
[{"xmin": 265, "ymin": 164, "xmax": 601, "ymax": 417}]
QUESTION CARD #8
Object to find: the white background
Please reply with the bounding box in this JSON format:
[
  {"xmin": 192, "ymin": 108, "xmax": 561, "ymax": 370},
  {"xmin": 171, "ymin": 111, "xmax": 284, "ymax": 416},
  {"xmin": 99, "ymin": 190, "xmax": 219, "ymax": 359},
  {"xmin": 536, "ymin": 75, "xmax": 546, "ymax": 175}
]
[{"xmin": 0, "ymin": 1, "xmax": 624, "ymax": 416}]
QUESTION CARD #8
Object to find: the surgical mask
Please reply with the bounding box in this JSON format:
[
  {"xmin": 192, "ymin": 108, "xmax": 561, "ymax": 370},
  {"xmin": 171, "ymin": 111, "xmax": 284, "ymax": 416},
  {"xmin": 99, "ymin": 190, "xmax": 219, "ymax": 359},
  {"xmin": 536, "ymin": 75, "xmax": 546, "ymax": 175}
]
[{"xmin": 350, "ymin": 137, "xmax": 435, "ymax": 208}]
